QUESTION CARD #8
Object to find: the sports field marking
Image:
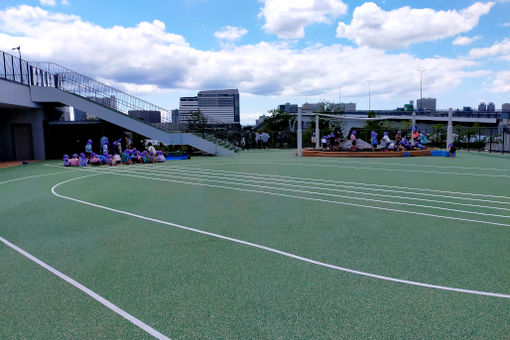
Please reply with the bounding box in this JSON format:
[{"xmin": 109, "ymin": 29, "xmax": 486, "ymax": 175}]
[
  {"xmin": 140, "ymin": 166, "xmax": 510, "ymax": 211},
  {"xmin": 118, "ymin": 167, "xmax": 509, "ymax": 219},
  {"xmin": 311, "ymin": 159, "xmax": 510, "ymax": 173},
  {"xmin": 195, "ymin": 160, "xmax": 510, "ymax": 179},
  {"xmin": 50, "ymin": 175, "xmax": 510, "ymax": 299},
  {"xmin": 0, "ymin": 170, "xmax": 70, "ymax": 185},
  {"xmin": 154, "ymin": 164, "xmax": 510, "ymax": 202},
  {"xmin": 181, "ymin": 157, "xmax": 510, "ymax": 173},
  {"xmin": 0, "ymin": 235, "xmax": 171, "ymax": 340},
  {"xmin": 46, "ymin": 165, "xmax": 510, "ymax": 227}
]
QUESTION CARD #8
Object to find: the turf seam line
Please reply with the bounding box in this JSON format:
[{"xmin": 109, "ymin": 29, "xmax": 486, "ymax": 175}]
[
  {"xmin": 50, "ymin": 175, "xmax": 510, "ymax": 300},
  {"xmin": 45, "ymin": 166, "xmax": 510, "ymax": 227},
  {"xmin": 134, "ymin": 167, "xmax": 510, "ymax": 211},
  {"xmin": 0, "ymin": 235, "xmax": 171, "ymax": 340}
]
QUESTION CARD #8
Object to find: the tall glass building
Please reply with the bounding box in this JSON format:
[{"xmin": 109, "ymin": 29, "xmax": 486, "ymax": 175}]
[{"xmin": 179, "ymin": 89, "xmax": 239, "ymax": 125}]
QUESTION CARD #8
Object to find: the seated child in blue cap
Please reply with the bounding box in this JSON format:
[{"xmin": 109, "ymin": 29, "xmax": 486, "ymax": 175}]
[{"xmin": 79, "ymin": 153, "xmax": 88, "ymax": 167}]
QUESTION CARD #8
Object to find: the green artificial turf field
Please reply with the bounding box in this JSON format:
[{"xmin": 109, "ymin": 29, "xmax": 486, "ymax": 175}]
[{"xmin": 1, "ymin": 150, "xmax": 509, "ymax": 339}]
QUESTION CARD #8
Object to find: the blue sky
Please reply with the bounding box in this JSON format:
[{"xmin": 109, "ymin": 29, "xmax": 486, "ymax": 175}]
[{"xmin": 1, "ymin": 0, "xmax": 509, "ymax": 124}]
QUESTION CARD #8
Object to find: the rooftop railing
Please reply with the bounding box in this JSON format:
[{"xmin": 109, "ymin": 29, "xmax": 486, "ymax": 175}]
[{"xmin": 1, "ymin": 49, "xmax": 241, "ymax": 151}]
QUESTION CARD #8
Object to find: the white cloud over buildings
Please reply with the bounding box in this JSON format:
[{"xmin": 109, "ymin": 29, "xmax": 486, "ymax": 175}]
[
  {"xmin": 0, "ymin": 4, "xmax": 494, "ymax": 102},
  {"xmin": 336, "ymin": 2, "xmax": 494, "ymax": 49}
]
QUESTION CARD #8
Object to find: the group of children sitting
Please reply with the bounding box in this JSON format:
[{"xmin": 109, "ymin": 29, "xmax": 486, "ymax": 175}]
[
  {"xmin": 363, "ymin": 129, "xmax": 429, "ymax": 152},
  {"xmin": 63, "ymin": 137, "xmax": 166, "ymax": 167},
  {"xmin": 316, "ymin": 128, "xmax": 429, "ymax": 152}
]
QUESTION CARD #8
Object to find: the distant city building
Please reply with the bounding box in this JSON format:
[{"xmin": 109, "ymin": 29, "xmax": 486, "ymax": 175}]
[
  {"xmin": 487, "ymin": 102, "xmax": 495, "ymax": 112},
  {"xmin": 278, "ymin": 103, "xmax": 298, "ymax": 114},
  {"xmin": 416, "ymin": 98, "xmax": 436, "ymax": 112},
  {"xmin": 73, "ymin": 108, "xmax": 88, "ymax": 121},
  {"xmin": 88, "ymin": 95, "xmax": 117, "ymax": 110},
  {"xmin": 178, "ymin": 96, "xmax": 199, "ymax": 124},
  {"xmin": 478, "ymin": 102, "xmax": 487, "ymax": 112},
  {"xmin": 502, "ymin": 103, "xmax": 510, "ymax": 112},
  {"xmin": 128, "ymin": 110, "xmax": 161, "ymax": 123},
  {"xmin": 337, "ymin": 102, "xmax": 356, "ymax": 112},
  {"xmin": 300, "ymin": 103, "xmax": 322, "ymax": 114},
  {"xmin": 463, "ymin": 106, "xmax": 473, "ymax": 112},
  {"xmin": 59, "ymin": 106, "xmax": 71, "ymax": 121},
  {"xmin": 178, "ymin": 89, "xmax": 240, "ymax": 125},
  {"xmin": 256, "ymin": 115, "xmax": 267, "ymax": 127},
  {"xmin": 171, "ymin": 109, "xmax": 179, "ymax": 128},
  {"xmin": 198, "ymin": 89, "xmax": 239, "ymax": 124}
]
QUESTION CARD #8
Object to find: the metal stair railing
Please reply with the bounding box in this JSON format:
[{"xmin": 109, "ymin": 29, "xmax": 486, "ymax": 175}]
[
  {"xmin": 1, "ymin": 49, "xmax": 240, "ymax": 151},
  {"xmin": 31, "ymin": 61, "xmax": 242, "ymax": 151}
]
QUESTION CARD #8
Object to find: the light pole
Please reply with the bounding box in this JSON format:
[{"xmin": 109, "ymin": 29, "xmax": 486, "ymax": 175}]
[
  {"xmin": 417, "ymin": 68, "xmax": 425, "ymax": 112},
  {"xmin": 367, "ymin": 80, "xmax": 373, "ymax": 112},
  {"xmin": 12, "ymin": 46, "xmax": 22, "ymax": 82}
]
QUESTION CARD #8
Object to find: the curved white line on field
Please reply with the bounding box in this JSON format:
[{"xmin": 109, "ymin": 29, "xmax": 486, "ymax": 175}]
[
  {"xmin": 0, "ymin": 171, "xmax": 70, "ymax": 185},
  {"xmin": 51, "ymin": 175, "xmax": 510, "ymax": 299},
  {"xmin": 46, "ymin": 165, "xmax": 510, "ymax": 227}
]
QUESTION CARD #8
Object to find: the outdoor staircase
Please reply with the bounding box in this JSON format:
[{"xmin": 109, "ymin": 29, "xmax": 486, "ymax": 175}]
[{"xmin": 1, "ymin": 49, "xmax": 241, "ymax": 155}]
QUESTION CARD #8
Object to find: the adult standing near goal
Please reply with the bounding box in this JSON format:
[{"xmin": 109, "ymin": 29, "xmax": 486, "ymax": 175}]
[{"xmin": 261, "ymin": 131, "xmax": 270, "ymax": 150}]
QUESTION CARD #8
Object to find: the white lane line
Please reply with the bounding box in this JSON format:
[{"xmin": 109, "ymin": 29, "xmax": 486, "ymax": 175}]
[
  {"xmin": 0, "ymin": 171, "xmax": 70, "ymax": 185},
  {"xmin": 0, "ymin": 236, "xmax": 171, "ymax": 340},
  {"xmin": 290, "ymin": 158, "xmax": 510, "ymax": 173},
  {"xmin": 196, "ymin": 160, "xmax": 510, "ymax": 179},
  {"xmin": 155, "ymin": 164, "xmax": 510, "ymax": 202},
  {"xmin": 48, "ymin": 166, "xmax": 510, "ymax": 227},
  {"xmin": 136, "ymin": 167, "xmax": 510, "ymax": 211},
  {"xmin": 50, "ymin": 175, "xmax": 510, "ymax": 300},
  {"xmin": 117, "ymin": 168, "xmax": 509, "ymax": 219}
]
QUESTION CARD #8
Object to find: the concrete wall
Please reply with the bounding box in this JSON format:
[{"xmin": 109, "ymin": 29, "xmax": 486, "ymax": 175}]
[
  {"xmin": 0, "ymin": 108, "xmax": 47, "ymax": 161},
  {"xmin": 0, "ymin": 79, "xmax": 39, "ymax": 108}
]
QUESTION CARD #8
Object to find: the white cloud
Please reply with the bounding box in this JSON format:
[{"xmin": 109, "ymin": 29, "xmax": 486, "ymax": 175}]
[
  {"xmin": 490, "ymin": 71, "xmax": 510, "ymax": 93},
  {"xmin": 61, "ymin": 0, "xmax": 70, "ymax": 5},
  {"xmin": 469, "ymin": 38, "xmax": 510, "ymax": 59},
  {"xmin": 214, "ymin": 26, "xmax": 248, "ymax": 41},
  {"xmin": 0, "ymin": 5, "xmax": 484, "ymax": 103},
  {"xmin": 453, "ymin": 35, "xmax": 482, "ymax": 46},
  {"xmin": 259, "ymin": 0, "xmax": 347, "ymax": 39},
  {"xmin": 502, "ymin": 22, "xmax": 510, "ymax": 27},
  {"xmin": 336, "ymin": 2, "xmax": 494, "ymax": 49},
  {"xmin": 40, "ymin": 0, "xmax": 57, "ymax": 6}
]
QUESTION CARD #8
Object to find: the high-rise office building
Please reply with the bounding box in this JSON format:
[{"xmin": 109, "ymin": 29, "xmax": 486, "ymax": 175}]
[
  {"xmin": 178, "ymin": 89, "xmax": 240, "ymax": 125},
  {"xmin": 278, "ymin": 103, "xmax": 298, "ymax": 114},
  {"xmin": 478, "ymin": 102, "xmax": 487, "ymax": 112},
  {"xmin": 487, "ymin": 102, "xmax": 495, "ymax": 112},
  {"xmin": 197, "ymin": 89, "xmax": 240, "ymax": 124},
  {"xmin": 416, "ymin": 98, "xmax": 437, "ymax": 112},
  {"xmin": 178, "ymin": 96, "xmax": 199, "ymax": 124},
  {"xmin": 502, "ymin": 103, "xmax": 510, "ymax": 112}
]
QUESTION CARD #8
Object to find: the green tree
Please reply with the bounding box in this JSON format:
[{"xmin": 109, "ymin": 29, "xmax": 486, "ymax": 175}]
[
  {"xmin": 263, "ymin": 108, "xmax": 296, "ymax": 132},
  {"xmin": 364, "ymin": 110, "xmax": 383, "ymax": 131},
  {"xmin": 186, "ymin": 110, "xmax": 208, "ymax": 135}
]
